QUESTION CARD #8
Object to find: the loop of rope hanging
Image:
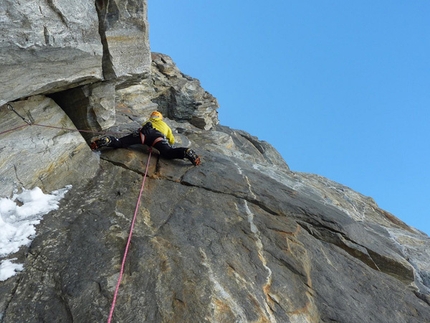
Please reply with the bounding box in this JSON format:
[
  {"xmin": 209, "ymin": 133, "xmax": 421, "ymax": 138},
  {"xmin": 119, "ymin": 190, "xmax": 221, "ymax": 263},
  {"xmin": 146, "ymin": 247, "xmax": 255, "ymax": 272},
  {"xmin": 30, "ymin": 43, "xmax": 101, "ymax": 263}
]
[{"xmin": 107, "ymin": 148, "xmax": 153, "ymax": 323}]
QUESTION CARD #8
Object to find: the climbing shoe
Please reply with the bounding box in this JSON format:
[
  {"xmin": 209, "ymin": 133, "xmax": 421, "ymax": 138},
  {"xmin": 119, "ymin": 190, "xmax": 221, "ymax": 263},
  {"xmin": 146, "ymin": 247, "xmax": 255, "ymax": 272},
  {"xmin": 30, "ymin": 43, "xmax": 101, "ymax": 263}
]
[
  {"xmin": 185, "ymin": 148, "xmax": 201, "ymax": 166},
  {"xmin": 90, "ymin": 136, "xmax": 112, "ymax": 150}
]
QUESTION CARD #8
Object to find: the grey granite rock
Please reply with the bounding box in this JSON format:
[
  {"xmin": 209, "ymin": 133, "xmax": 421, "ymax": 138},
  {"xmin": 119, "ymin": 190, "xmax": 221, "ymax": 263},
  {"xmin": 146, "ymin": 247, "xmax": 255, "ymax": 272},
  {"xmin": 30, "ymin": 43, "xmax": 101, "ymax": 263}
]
[
  {"xmin": 95, "ymin": 0, "xmax": 151, "ymax": 79},
  {"xmin": 0, "ymin": 0, "xmax": 103, "ymax": 106},
  {"xmin": 0, "ymin": 0, "xmax": 152, "ymax": 107},
  {"xmin": 0, "ymin": 96, "xmax": 99, "ymax": 197},
  {"xmin": 1, "ymin": 141, "xmax": 429, "ymax": 322},
  {"xmin": 0, "ymin": 1, "xmax": 429, "ymax": 322}
]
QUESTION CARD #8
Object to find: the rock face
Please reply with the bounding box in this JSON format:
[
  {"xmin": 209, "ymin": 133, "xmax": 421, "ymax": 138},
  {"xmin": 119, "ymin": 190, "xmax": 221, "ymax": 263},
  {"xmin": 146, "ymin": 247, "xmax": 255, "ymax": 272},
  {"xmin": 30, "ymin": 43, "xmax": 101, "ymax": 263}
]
[
  {"xmin": 0, "ymin": 0, "xmax": 103, "ymax": 107},
  {"xmin": 0, "ymin": 96, "xmax": 99, "ymax": 198},
  {"xmin": 95, "ymin": 0, "xmax": 151, "ymax": 79},
  {"xmin": 1, "ymin": 1, "xmax": 430, "ymax": 323},
  {"xmin": 0, "ymin": 0, "xmax": 151, "ymax": 107},
  {"xmin": 151, "ymin": 53, "xmax": 219, "ymax": 130}
]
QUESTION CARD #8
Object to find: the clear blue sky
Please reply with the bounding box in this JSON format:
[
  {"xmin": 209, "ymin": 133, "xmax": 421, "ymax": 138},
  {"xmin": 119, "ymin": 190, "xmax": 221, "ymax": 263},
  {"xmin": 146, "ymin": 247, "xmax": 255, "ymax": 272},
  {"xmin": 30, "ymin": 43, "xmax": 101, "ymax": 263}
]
[{"xmin": 148, "ymin": 1, "xmax": 430, "ymax": 235}]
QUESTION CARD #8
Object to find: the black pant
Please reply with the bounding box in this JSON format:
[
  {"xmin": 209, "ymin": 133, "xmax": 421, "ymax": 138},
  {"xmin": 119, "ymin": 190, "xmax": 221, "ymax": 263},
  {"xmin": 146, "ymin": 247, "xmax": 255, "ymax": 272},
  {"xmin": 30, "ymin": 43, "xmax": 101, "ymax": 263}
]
[{"xmin": 111, "ymin": 129, "xmax": 187, "ymax": 160}]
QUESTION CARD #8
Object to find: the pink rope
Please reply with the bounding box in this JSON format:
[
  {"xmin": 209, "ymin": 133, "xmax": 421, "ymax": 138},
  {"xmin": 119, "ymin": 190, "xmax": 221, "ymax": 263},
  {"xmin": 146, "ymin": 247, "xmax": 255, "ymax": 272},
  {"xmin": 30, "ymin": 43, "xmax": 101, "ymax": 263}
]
[
  {"xmin": 2, "ymin": 110, "xmax": 153, "ymax": 321},
  {"xmin": 0, "ymin": 124, "xmax": 30, "ymax": 136},
  {"xmin": 1, "ymin": 104, "xmax": 123, "ymax": 137},
  {"xmin": 32, "ymin": 123, "xmax": 101, "ymax": 134},
  {"xmin": 107, "ymin": 148, "xmax": 153, "ymax": 323},
  {"xmin": 0, "ymin": 122, "xmax": 126, "ymax": 137},
  {"xmin": 31, "ymin": 123, "xmax": 126, "ymax": 136}
]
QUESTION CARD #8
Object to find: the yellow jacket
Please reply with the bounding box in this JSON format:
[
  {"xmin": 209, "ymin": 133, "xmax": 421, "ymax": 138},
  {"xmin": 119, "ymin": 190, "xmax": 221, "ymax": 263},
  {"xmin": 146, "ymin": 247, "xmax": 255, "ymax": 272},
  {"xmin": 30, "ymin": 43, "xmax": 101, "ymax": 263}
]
[{"xmin": 144, "ymin": 118, "xmax": 175, "ymax": 145}]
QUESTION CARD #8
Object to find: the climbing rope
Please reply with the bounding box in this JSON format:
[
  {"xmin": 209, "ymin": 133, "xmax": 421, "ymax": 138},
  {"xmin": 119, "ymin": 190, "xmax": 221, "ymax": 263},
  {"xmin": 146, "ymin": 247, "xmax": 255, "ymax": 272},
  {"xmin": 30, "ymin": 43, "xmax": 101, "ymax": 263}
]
[
  {"xmin": 2, "ymin": 102, "xmax": 154, "ymax": 321},
  {"xmin": 0, "ymin": 103, "xmax": 125, "ymax": 137},
  {"xmin": 0, "ymin": 124, "xmax": 29, "ymax": 136},
  {"xmin": 107, "ymin": 148, "xmax": 152, "ymax": 323}
]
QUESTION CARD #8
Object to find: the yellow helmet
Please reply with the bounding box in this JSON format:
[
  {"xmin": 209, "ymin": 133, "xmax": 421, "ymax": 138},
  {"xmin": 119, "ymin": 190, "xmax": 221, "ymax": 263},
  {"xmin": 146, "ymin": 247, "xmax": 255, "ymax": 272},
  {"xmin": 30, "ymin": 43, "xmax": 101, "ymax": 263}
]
[{"xmin": 150, "ymin": 111, "xmax": 163, "ymax": 120}]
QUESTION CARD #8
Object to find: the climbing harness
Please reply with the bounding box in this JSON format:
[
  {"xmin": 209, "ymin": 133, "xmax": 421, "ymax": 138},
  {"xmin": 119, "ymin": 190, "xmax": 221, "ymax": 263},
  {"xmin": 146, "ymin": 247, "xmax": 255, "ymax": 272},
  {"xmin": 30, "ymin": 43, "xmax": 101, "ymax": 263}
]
[
  {"xmin": 139, "ymin": 131, "xmax": 165, "ymax": 147},
  {"xmin": 152, "ymin": 137, "xmax": 164, "ymax": 146},
  {"xmin": 107, "ymin": 148, "xmax": 153, "ymax": 323}
]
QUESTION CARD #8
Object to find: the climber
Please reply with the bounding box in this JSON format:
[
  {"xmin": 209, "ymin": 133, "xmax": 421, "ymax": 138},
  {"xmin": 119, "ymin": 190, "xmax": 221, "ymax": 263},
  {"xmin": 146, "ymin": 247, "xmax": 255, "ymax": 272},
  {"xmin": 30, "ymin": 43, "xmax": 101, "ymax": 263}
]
[{"xmin": 90, "ymin": 111, "xmax": 201, "ymax": 166}]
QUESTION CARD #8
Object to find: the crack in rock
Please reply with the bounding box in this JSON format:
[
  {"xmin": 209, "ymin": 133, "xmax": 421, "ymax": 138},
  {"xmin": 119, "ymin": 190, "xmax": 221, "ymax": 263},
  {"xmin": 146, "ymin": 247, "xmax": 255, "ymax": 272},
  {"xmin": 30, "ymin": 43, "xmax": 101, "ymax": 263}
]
[{"xmin": 243, "ymin": 200, "xmax": 277, "ymax": 323}]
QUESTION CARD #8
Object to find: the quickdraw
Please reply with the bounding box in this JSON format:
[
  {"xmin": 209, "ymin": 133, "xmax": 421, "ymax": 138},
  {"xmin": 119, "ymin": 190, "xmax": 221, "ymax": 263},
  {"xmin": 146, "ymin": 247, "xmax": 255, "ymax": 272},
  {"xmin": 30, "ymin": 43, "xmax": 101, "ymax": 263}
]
[{"xmin": 6, "ymin": 103, "xmax": 33, "ymax": 125}]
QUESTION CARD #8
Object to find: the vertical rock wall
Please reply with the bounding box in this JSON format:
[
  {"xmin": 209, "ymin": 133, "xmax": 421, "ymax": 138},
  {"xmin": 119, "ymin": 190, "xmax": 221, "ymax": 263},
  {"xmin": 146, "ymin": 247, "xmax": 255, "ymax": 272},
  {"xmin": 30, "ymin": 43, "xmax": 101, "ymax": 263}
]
[
  {"xmin": 0, "ymin": 0, "xmax": 151, "ymax": 107},
  {"xmin": 0, "ymin": 96, "xmax": 99, "ymax": 197},
  {"xmin": 0, "ymin": 0, "xmax": 103, "ymax": 106},
  {"xmin": 2, "ymin": 2, "xmax": 429, "ymax": 322},
  {"xmin": 95, "ymin": 0, "xmax": 151, "ymax": 80}
]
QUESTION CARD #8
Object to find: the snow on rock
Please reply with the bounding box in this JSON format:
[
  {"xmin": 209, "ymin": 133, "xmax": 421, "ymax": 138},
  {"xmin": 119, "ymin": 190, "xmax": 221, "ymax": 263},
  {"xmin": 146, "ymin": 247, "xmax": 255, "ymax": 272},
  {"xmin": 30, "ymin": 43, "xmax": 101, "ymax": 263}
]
[
  {"xmin": 0, "ymin": 185, "xmax": 71, "ymax": 281},
  {"xmin": 0, "ymin": 259, "xmax": 23, "ymax": 282}
]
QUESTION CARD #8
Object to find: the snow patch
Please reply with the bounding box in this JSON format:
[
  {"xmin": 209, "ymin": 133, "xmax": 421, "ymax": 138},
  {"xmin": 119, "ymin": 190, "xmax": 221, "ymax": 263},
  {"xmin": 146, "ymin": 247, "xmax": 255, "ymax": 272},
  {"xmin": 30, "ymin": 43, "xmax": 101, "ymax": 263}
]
[
  {"xmin": 0, "ymin": 258, "xmax": 24, "ymax": 281},
  {"xmin": 0, "ymin": 185, "xmax": 71, "ymax": 281}
]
